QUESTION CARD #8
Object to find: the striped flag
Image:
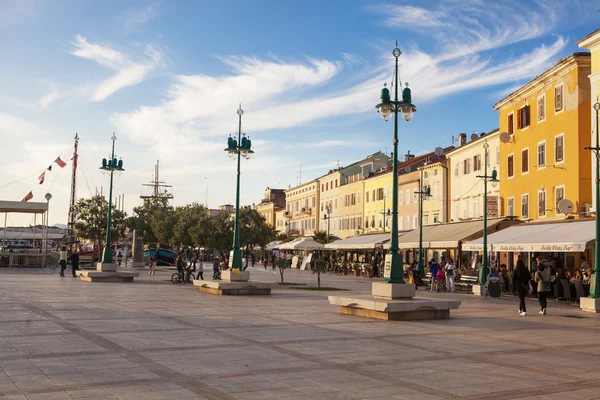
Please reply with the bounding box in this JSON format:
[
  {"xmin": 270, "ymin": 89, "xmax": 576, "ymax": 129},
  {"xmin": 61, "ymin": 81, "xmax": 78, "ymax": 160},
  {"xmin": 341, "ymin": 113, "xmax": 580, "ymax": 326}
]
[
  {"xmin": 54, "ymin": 156, "xmax": 67, "ymax": 168},
  {"xmin": 38, "ymin": 172, "xmax": 45, "ymax": 185},
  {"xmin": 21, "ymin": 191, "xmax": 33, "ymax": 202}
]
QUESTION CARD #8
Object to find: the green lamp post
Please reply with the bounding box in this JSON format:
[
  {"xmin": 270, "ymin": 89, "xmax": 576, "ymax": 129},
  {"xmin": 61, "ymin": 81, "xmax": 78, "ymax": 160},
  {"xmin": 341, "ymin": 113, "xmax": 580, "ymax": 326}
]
[
  {"xmin": 375, "ymin": 44, "xmax": 416, "ymax": 283},
  {"xmin": 99, "ymin": 133, "xmax": 125, "ymax": 266},
  {"xmin": 224, "ymin": 104, "xmax": 254, "ymax": 270},
  {"xmin": 476, "ymin": 141, "xmax": 499, "ymax": 284},
  {"xmin": 323, "ymin": 204, "xmax": 332, "ymax": 244},
  {"xmin": 416, "ymin": 170, "xmax": 431, "ymax": 275},
  {"xmin": 586, "ymin": 100, "xmax": 600, "ymax": 298}
]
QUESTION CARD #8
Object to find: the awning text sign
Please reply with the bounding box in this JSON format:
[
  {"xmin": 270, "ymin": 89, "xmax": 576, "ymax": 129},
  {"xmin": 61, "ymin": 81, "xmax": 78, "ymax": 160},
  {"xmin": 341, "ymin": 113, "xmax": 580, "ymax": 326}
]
[{"xmin": 486, "ymin": 196, "xmax": 498, "ymax": 217}]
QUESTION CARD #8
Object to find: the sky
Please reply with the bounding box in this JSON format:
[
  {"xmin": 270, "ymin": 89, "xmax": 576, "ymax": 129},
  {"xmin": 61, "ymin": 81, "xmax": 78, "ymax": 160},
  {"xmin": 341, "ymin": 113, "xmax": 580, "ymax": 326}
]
[{"xmin": 0, "ymin": 0, "xmax": 599, "ymax": 226}]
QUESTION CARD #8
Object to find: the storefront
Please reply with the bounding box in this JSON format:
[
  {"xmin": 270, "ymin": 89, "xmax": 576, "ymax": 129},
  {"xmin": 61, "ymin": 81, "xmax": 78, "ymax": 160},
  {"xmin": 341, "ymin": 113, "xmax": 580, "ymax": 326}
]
[{"xmin": 462, "ymin": 220, "xmax": 595, "ymax": 271}]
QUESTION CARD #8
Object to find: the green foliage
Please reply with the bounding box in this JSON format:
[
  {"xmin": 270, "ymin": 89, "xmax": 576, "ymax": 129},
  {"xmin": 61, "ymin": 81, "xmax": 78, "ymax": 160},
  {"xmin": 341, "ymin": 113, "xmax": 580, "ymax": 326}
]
[
  {"xmin": 191, "ymin": 213, "xmax": 232, "ymax": 255},
  {"xmin": 312, "ymin": 230, "xmax": 340, "ymax": 244},
  {"xmin": 173, "ymin": 203, "xmax": 208, "ymax": 247},
  {"xmin": 126, "ymin": 198, "xmax": 171, "ymax": 245},
  {"xmin": 275, "ymin": 257, "xmax": 291, "ymax": 284},
  {"xmin": 311, "ymin": 254, "xmax": 331, "ymax": 288},
  {"xmin": 74, "ymin": 195, "xmax": 126, "ymax": 249}
]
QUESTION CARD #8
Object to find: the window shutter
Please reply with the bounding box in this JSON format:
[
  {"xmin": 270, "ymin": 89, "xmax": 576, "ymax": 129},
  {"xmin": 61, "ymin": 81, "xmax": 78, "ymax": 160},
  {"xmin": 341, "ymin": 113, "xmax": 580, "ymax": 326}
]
[
  {"xmin": 508, "ymin": 114, "xmax": 514, "ymax": 134},
  {"xmin": 525, "ymin": 105, "xmax": 530, "ymax": 127},
  {"xmin": 555, "ymin": 86, "xmax": 563, "ymax": 111},
  {"xmin": 517, "ymin": 109, "xmax": 522, "ymax": 129}
]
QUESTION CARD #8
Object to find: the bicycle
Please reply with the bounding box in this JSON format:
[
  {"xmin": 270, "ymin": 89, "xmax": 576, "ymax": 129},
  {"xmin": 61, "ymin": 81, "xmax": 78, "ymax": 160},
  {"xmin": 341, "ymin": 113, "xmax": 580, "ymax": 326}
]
[{"xmin": 171, "ymin": 265, "xmax": 195, "ymax": 284}]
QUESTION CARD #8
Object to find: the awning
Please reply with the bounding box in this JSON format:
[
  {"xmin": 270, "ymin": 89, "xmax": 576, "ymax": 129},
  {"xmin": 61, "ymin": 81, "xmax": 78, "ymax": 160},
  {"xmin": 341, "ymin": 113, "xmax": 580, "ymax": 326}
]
[
  {"xmin": 279, "ymin": 237, "xmax": 324, "ymax": 250},
  {"xmin": 397, "ymin": 217, "xmax": 510, "ymax": 249},
  {"xmin": 0, "ymin": 201, "xmax": 48, "ymax": 214},
  {"xmin": 325, "ymin": 233, "xmax": 390, "ymax": 250},
  {"xmin": 265, "ymin": 241, "xmax": 281, "ymax": 251},
  {"xmin": 0, "ymin": 230, "xmax": 64, "ymax": 240},
  {"xmin": 462, "ymin": 220, "xmax": 595, "ymax": 253}
]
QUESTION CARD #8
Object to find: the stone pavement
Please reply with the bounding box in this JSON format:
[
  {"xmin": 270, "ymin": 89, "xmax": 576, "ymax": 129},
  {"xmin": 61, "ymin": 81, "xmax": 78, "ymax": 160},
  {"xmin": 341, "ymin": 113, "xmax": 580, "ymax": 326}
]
[{"xmin": 0, "ymin": 265, "xmax": 599, "ymax": 400}]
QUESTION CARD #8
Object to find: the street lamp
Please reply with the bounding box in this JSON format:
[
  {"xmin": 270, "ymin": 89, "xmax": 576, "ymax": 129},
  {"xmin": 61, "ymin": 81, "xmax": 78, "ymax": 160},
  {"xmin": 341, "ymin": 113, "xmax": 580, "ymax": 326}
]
[
  {"xmin": 323, "ymin": 204, "xmax": 331, "ymax": 244},
  {"xmin": 42, "ymin": 193, "xmax": 52, "ymax": 267},
  {"xmin": 476, "ymin": 141, "xmax": 499, "ymax": 284},
  {"xmin": 224, "ymin": 104, "xmax": 254, "ymax": 270},
  {"xmin": 586, "ymin": 100, "xmax": 600, "ymax": 299},
  {"xmin": 375, "ymin": 44, "xmax": 416, "ymax": 283},
  {"xmin": 416, "ymin": 170, "xmax": 431, "ymax": 274},
  {"xmin": 98, "ymin": 133, "xmax": 125, "ymax": 269}
]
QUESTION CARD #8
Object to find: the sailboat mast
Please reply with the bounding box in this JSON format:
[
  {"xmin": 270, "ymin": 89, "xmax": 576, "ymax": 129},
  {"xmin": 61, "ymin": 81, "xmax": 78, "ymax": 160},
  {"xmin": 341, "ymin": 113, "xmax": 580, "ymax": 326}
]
[{"xmin": 68, "ymin": 133, "xmax": 79, "ymax": 245}]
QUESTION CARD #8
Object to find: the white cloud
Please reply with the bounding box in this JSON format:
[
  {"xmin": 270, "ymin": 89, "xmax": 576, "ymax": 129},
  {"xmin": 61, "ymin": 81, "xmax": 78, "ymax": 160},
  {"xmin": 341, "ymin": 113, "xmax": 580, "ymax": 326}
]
[
  {"xmin": 38, "ymin": 88, "xmax": 62, "ymax": 110},
  {"xmin": 124, "ymin": 3, "xmax": 159, "ymax": 32},
  {"xmin": 0, "ymin": 113, "xmax": 41, "ymax": 138},
  {"xmin": 70, "ymin": 35, "xmax": 161, "ymax": 102}
]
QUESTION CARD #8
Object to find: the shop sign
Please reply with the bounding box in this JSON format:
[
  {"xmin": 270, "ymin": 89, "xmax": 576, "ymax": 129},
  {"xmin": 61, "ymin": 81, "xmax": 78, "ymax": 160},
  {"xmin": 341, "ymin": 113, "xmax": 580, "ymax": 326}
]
[
  {"xmin": 383, "ymin": 254, "xmax": 393, "ymax": 279},
  {"xmin": 486, "ymin": 196, "xmax": 499, "ymax": 217}
]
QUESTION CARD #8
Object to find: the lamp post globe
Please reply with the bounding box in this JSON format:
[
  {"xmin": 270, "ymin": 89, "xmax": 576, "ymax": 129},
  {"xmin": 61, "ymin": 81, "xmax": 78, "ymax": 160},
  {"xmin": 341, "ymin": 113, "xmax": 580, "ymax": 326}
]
[
  {"xmin": 375, "ymin": 45, "xmax": 416, "ymax": 284},
  {"xmin": 44, "ymin": 193, "xmax": 52, "ymax": 201}
]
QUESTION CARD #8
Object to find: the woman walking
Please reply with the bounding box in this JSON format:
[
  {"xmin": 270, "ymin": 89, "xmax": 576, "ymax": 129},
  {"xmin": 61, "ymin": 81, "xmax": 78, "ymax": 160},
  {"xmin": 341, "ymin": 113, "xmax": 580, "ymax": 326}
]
[
  {"xmin": 445, "ymin": 258, "xmax": 456, "ymax": 293},
  {"xmin": 149, "ymin": 254, "xmax": 157, "ymax": 276},
  {"xmin": 535, "ymin": 261, "xmax": 551, "ymax": 315},
  {"xmin": 512, "ymin": 259, "xmax": 531, "ymax": 316}
]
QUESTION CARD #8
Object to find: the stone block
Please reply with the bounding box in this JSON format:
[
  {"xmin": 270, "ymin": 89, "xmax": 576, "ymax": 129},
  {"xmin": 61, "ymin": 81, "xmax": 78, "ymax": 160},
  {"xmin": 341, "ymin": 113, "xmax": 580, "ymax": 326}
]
[
  {"xmin": 372, "ymin": 282, "xmax": 415, "ymax": 299},
  {"xmin": 580, "ymin": 297, "xmax": 600, "ymax": 313},
  {"xmin": 472, "ymin": 284, "xmax": 486, "ymax": 296},
  {"xmin": 222, "ymin": 269, "xmax": 250, "ymax": 282},
  {"xmin": 78, "ymin": 270, "xmax": 139, "ymax": 283},
  {"xmin": 193, "ymin": 279, "xmax": 277, "ymax": 296},
  {"xmin": 96, "ymin": 262, "xmax": 118, "ymax": 272}
]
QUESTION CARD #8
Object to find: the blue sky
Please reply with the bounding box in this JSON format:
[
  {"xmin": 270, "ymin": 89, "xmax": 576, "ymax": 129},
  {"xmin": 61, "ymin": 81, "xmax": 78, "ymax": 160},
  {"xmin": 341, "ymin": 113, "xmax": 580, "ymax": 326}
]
[{"xmin": 0, "ymin": 0, "xmax": 598, "ymax": 226}]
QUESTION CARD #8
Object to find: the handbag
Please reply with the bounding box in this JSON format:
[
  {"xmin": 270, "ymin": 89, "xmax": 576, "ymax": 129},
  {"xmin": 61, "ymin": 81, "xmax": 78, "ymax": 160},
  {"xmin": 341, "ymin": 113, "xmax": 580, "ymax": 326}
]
[{"xmin": 537, "ymin": 272, "xmax": 551, "ymax": 291}]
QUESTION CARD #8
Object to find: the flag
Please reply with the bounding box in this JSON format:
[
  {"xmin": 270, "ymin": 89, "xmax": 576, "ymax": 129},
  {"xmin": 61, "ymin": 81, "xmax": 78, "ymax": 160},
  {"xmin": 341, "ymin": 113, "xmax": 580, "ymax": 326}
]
[
  {"xmin": 38, "ymin": 172, "xmax": 45, "ymax": 185},
  {"xmin": 47, "ymin": 165, "xmax": 52, "ymax": 171},
  {"xmin": 54, "ymin": 157, "xmax": 66, "ymax": 168},
  {"xmin": 21, "ymin": 191, "xmax": 33, "ymax": 202}
]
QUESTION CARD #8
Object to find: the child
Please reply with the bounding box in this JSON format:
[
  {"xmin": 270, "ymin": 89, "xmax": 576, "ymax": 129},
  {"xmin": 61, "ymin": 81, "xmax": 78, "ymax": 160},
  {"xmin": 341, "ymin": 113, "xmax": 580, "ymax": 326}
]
[{"xmin": 149, "ymin": 254, "xmax": 156, "ymax": 276}]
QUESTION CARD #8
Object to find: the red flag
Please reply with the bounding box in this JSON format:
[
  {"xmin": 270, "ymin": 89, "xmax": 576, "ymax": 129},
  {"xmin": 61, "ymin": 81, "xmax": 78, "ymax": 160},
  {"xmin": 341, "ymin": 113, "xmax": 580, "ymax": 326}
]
[
  {"xmin": 38, "ymin": 172, "xmax": 45, "ymax": 185},
  {"xmin": 72, "ymin": 154, "xmax": 78, "ymax": 171},
  {"xmin": 54, "ymin": 156, "xmax": 67, "ymax": 168},
  {"xmin": 22, "ymin": 191, "xmax": 33, "ymax": 202}
]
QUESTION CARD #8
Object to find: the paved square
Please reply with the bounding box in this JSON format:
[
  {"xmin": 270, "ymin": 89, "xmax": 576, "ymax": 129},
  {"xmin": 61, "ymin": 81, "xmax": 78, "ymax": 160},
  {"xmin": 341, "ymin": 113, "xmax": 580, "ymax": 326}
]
[{"xmin": 0, "ymin": 265, "xmax": 599, "ymax": 399}]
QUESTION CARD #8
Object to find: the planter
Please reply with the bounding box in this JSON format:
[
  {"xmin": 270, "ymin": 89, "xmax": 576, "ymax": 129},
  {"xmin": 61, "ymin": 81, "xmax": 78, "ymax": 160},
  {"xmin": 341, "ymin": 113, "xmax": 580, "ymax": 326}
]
[
  {"xmin": 366, "ymin": 269, "xmax": 374, "ymax": 278},
  {"xmin": 354, "ymin": 269, "xmax": 361, "ymax": 277}
]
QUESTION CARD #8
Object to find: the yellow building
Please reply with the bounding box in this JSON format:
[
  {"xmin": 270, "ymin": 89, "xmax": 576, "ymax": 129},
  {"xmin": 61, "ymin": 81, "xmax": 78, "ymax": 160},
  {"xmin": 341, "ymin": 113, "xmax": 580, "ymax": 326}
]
[
  {"xmin": 337, "ymin": 179, "xmax": 365, "ymax": 238},
  {"xmin": 256, "ymin": 187, "xmax": 285, "ymax": 228},
  {"xmin": 419, "ymin": 157, "xmax": 450, "ymax": 225},
  {"xmin": 363, "ymin": 169, "xmax": 393, "ymax": 233},
  {"xmin": 578, "ymin": 30, "xmax": 600, "ymax": 212},
  {"xmin": 284, "ymin": 179, "xmax": 320, "ymax": 236},
  {"xmin": 494, "ymin": 53, "xmax": 591, "ymax": 220}
]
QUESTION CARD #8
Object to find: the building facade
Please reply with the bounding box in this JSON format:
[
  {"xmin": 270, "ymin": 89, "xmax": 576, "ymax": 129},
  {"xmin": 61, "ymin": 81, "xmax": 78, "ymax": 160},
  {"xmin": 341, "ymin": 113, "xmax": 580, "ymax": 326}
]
[
  {"xmin": 494, "ymin": 53, "xmax": 592, "ymax": 221},
  {"xmin": 363, "ymin": 169, "xmax": 393, "ymax": 234},
  {"xmin": 284, "ymin": 179, "xmax": 319, "ymax": 236},
  {"xmin": 337, "ymin": 178, "xmax": 365, "ymax": 238},
  {"xmin": 256, "ymin": 187, "xmax": 285, "ymax": 228},
  {"xmin": 419, "ymin": 157, "xmax": 450, "ymax": 225},
  {"xmin": 578, "ymin": 30, "xmax": 600, "ymax": 212},
  {"xmin": 318, "ymin": 170, "xmax": 341, "ymax": 236},
  {"xmin": 447, "ymin": 130, "xmax": 501, "ymax": 222}
]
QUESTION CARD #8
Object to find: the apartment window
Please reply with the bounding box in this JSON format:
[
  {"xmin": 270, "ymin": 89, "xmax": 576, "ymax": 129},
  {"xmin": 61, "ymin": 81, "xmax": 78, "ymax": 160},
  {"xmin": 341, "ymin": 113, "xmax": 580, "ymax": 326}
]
[
  {"xmin": 538, "ymin": 190, "xmax": 546, "ymax": 217},
  {"xmin": 326, "ymin": 182, "xmax": 328, "ymax": 191},
  {"xmin": 555, "ymin": 134, "xmax": 564, "ymax": 163},
  {"xmin": 473, "ymin": 154, "xmax": 482, "ymax": 172},
  {"xmin": 321, "ymin": 184, "xmax": 324, "ymax": 192},
  {"xmin": 463, "ymin": 201, "xmax": 468, "ymax": 219},
  {"xmin": 517, "ymin": 105, "xmax": 530, "ymax": 129},
  {"xmin": 507, "ymin": 113, "xmax": 514, "ymax": 135},
  {"xmin": 335, "ymin": 179, "xmax": 338, "ymax": 187},
  {"xmin": 508, "ymin": 197, "xmax": 514, "ymax": 217},
  {"xmin": 496, "ymin": 146, "xmax": 500, "ymax": 165},
  {"xmin": 433, "ymin": 182, "xmax": 440, "ymax": 200},
  {"xmin": 537, "ymin": 142, "xmax": 546, "ymax": 168},
  {"xmin": 453, "ymin": 203, "xmax": 459, "ymax": 221},
  {"xmin": 357, "ymin": 192, "xmax": 360, "ymax": 204},
  {"xmin": 556, "ymin": 186, "xmax": 565, "ymax": 210},
  {"xmin": 377, "ymin": 188, "xmax": 384, "ymax": 201},
  {"xmin": 366, "ymin": 191, "xmax": 369, "ymax": 203},
  {"xmin": 398, "ymin": 217, "xmax": 403, "ymax": 230},
  {"xmin": 413, "ymin": 216, "xmax": 418, "ymax": 229},
  {"xmin": 372, "ymin": 189, "xmax": 375, "ymax": 202},
  {"xmin": 364, "ymin": 217, "xmax": 369, "ymax": 229},
  {"xmin": 537, "ymin": 94, "xmax": 545, "ymax": 122},
  {"xmin": 423, "ymin": 171, "xmax": 428, "ymax": 178},
  {"xmin": 371, "ymin": 215, "xmax": 375, "ymax": 228},
  {"xmin": 433, "ymin": 213, "xmax": 439, "ymax": 223},
  {"xmin": 522, "ymin": 194, "xmax": 529, "ymax": 219},
  {"xmin": 405, "ymin": 189, "xmax": 410, "ymax": 204},
  {"xmin": 399, "ymin": 191, "xmax": 404, "ymax": 204},
  {"xmin": 507, "ymin": 154, "xmax": 514, "ymax": 178},
  {"xmin": 454, "ymin": 162, "xmax": 459, "ymax": 177},
  {"xmin": 472, "ymin": 199, "xmax": 480, "ymax": 218},
  {"xmin": 405, "ymin": 216, "xmax": 410, "ymax": 230},
  {"xmin": 555, "ymin": 85, "xmax": 563, "ymax": 112},
  {"xmin": 521, "ymin": 149, "xmax": 529, "ymax": 173}
]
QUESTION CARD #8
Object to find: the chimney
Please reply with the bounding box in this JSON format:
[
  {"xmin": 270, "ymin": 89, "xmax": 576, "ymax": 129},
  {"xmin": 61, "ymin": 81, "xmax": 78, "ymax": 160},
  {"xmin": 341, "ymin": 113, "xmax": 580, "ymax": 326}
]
[
  {"xmin": 404, "ymin": 150, "xmax": 415, "ymax": 162},
  {"xmin": 459, "ymin": 133, "xmax": 467, "ymax": 146}
]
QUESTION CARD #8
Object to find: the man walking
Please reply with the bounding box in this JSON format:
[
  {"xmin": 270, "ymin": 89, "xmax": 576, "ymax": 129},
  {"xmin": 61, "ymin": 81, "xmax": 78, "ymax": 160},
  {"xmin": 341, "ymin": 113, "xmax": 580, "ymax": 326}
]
[
  {"xmin": 212, "ymin": 257, "xmax": 221, "ymax": 280},
  {"xmin": 69, "ymin": 248, "xmax": 80, "ymax": 278},
  {"xmin": 59, "ymin": 246, "xmax": 68, "ymax": 277}
]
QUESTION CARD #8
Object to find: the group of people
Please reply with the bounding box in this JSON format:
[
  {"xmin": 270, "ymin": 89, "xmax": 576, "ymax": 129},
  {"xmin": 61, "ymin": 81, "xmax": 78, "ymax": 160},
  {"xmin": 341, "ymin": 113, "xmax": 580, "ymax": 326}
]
[
  {"xmin": 58, "ymin": 246, "xmax": 80, "ymax": 277},
  {"xmin": 512, "ymin": 256, "xmax": 552, "ymax": 316},
  {"xmin": 427, "ymin": 258, "xmax": 457, "ymax": 292}
]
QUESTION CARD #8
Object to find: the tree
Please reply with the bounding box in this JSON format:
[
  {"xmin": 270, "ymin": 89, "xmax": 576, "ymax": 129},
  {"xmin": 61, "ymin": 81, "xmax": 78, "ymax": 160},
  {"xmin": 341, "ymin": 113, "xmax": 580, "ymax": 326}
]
[
  {"xmin": 275, "ymin": 257, "xmax": 291, "ymax": 284},
  {"xmin": 74, "ymin": 195, "xmax": 126, "ymax": 256},
  {"xmin": 313, "ymin": 230, "xmax": 340, "ymax": 245},
  {"xmin": 151, "ymin": 205, "xmax": 177, "ymax": 249},
  {"xmin": 310, "ymin": 255, "xmax": 329, "ymax": 288},
  {"xmin": 173, "ymin": 203, "xmax": 208, "ymax": 248},
  {"xmin": 191, "ymin": 213, "xmax": 233, "ymax": 257},
  {"xmin": 238, "ymin": 207, "xmax": 276, "ymax": 267}
]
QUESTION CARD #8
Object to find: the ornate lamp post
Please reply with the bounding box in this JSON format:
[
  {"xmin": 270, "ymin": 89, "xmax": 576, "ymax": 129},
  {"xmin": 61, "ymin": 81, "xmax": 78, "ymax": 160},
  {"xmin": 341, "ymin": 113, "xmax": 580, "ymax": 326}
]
[
  {"xmin": 99, "ymin": 133, "xmax": 125, "ymax": 268},
  {"xmin": 224, "ymin": 104, "xmax": 254, "ymax": 270},
  {"xmin": 476, "ymin": 141, "xmax": 499, "ymax": 284},
  {"xmin": 416, "ymin": 170, "xmax": 431, "ymax": 274},
  {"xmin": 375, "ymin": 44, "xmax": 416, "ymax": 283},
  {"xmin": 323, "ymin": 204, "xmax": 332, "ymax": 243},
  {"xmin": 586, "ymin": 100, "xmax": 600, "ymax": 299}
]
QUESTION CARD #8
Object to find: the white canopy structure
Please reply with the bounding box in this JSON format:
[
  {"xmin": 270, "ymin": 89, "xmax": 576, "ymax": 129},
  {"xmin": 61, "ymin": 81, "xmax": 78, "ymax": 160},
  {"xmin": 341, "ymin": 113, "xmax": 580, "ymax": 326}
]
[
  {"xmin": 462, "ymin": 220, "xmax": 595, "ymax": 253},
  {"xmin": 279, "ymin": 237, "xmax": 324, "ymax": 250},
  {"xmin": 325, "ymin": 233, "xmax": 391, "ymax": 250},
  {"xmin": 265, "ymin": 241, "xmax": 281, "ymax": 251}
]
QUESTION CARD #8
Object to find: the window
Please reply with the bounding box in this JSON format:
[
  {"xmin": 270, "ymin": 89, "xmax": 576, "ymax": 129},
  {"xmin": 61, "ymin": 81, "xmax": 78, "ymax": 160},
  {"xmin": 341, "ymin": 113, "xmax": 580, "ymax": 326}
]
[
  {"xmin": 496, "ymin": 146, "xmax": 500, "ymax": 165},
  {"xmin": 537, "ymin": 142, "xmax": 546, "ymax": 168},
  {"xmin": 555, "ymin": 134, "xmax": 564, "ymax": 163},
  {"xmin": 398, "ymin": 217, "xmax": 403, "ymax": 230},
  {"xmin": 538, "ymin": 190, "xmax": 546, "ymax": 217},
  {"xmin": 399, "ymin": 191, "xmax": 403, "ymax": 204},
  {"xmin": 433, "ymin": 182, "xmax": 440, "ymax": 200},
  {"xmin": 326, "ymin": 182, "xmax": 329, "ymax": 191},
  {"xmin": 453, "ymin": 203, "xmax": 459, "ymax": 221},
  {"xmin": 454, "ymin": 162, "xmax": 459, "ymax": 177},
  {"xmin": 507, "ymin": 113, "xmax": 514, "ymax": 135},
  {"xmin": 366, "ymin": 191, "xmax": 369, "ymax": 203},
  {"xmin": 321, "ymin": 184, "xmax": 324, "ymax": 192},
  {"xmin": 423, "ymin": 171, "xmax": 428, "ymax": 178},
  {"xmin": 364, "ymin": 217, "xmax": 369, "ymax": 229},
  {"xmin": 555, "ymin": 85, "xmax": 563, "ymax": 112},
  {"xmin": 371, "ymin": 215, "xmax": 375, "ymax": 228},
  {"xmin": 405, "ymin": 189, "xmax": 410, "ymax": 204},
  {"xmin": 517, "ymin": 105, "xmax": 530, "ymax": 129},
  {"xmin": 377, "ymin": 188, "xmax": 384, "ymax": 201},
  {"xmin": 508, "ymin": 154, "xmax": 514, "ymax": 178},
  {"xmin": 521, "ymin": 149, "xmax": 529, "ymax": 173},
  {"xmin": 508, "ymin": 197, "xmax": 514, "ymax": 217},
  {"xmin": 413, "ymin": 216, "xmax": 418, "ymax": 228},
  {"xmin": 433, "ymin": 213, "xmax": 439, "ymax": 223},
  {"xmin": 537, "ymin": 94, "xmax": 545, "ymax": 122},
  {"xmin": 473, "ymin": 154, "xmax": 482, "ymax": 172},
  {"xmin": 335, "ymin": 179, "xmax": 338, "ymax": 187},
  {"xmin": 556, "ymin": 186, "xmax": 564, "ymax": 210},
  {"xmin": 473, "ymin": 199, "xmax": 480, "ymax": 218},
  {"xmin": 463, "ymin": 201, "xmax": 468, "ymax": 219},
  {"xmin": 372, "ymin": 189, "xmax": 375, "ymax": 202},
  {"xmin": 522, "ymin": 194, "xmax": 529, "ymax": 219},
  {"xmin": 405, "ymin": 216, "xmax": 410, "ymax": 230},
  {"xmin": 357, "ymin": 192, "xmax": 360, "ymax": 204}
]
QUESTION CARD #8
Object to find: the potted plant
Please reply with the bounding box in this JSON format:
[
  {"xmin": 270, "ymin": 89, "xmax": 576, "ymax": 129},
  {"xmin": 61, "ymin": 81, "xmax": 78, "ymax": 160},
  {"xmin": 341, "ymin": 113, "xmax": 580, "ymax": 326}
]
[
  {"xmin": 353, "ymin": 262, "xmax": 361, "ymax": 277},
  {"xmin": 365, "ymin": 264, "xmax": 374, "ymax": 278},
  {"xmin": 341, "ymin": 260, "xmax": 349, "ymax": 275}
]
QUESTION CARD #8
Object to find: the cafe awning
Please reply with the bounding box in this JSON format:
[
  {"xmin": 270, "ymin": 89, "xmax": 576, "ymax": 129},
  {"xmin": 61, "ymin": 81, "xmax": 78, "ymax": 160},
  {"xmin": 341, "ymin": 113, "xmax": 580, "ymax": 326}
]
[
  {"xmin": 0, "ymin": 201, "xmax": 48, "ymax": 214},
  {"xmin": 325, "ymin": 233, "xmax": 391, "ymax": 250},
  {"xmin": 397, "ymin": 217, "xmax": 510, "ymax": 249},
  {"xmin": 279, "ymin": 237, "xmax": 324, "ymax": 250},
  {"xmin": 462, "ymin": 220, "xmax": 595, "ymax": 253}
]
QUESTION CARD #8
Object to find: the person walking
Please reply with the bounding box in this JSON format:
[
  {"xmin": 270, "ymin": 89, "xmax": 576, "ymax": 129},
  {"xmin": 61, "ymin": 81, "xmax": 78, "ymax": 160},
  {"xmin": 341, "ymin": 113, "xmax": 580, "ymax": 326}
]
[
  {"xmin": 263, "ymin": 257, "xmax": 268, "ymax": 270},
  {"xmin": 535, "ymin": 260, "xmax": 551, "ymax": 315},
  {"xmin": 512, "ymin": 258, "xmax": 531, "ymax": 316},
  {"xmin": 59, "ymin": 246, "xmax": 68, "ymax": 277},
  {"xmin": 69, "ymin": 249, "xmax": 80, "ymax": 278},
  {"xmin": 429, "ymin": 259, "xmax": 440, "ymax": 292},
  {"xmin": 271, "ymin": 253, "xmax": 277, "ymax": 270},
  {"xmin": 445, "ymin": 258, "xmax": 456, "ymax": 293},
  {"xmin": 149, "ymin": 254, "xmax": 156, "ymax": 276},
  {"xmin": 251, "ymin": 252, "xmax": 256, "ymax": 268},
  {"xmin": 212, "ymin": 257, "xmax": 221, "ymax": 280}
]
